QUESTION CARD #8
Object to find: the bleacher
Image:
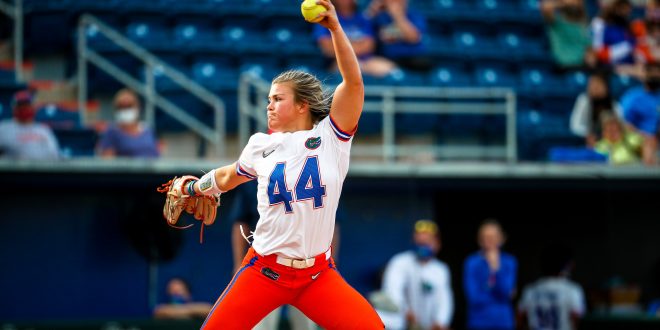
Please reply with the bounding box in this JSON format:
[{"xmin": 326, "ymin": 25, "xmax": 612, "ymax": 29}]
[{"xmin": 11, "ymin": 0, "xmax": 644, "ymax": 160}]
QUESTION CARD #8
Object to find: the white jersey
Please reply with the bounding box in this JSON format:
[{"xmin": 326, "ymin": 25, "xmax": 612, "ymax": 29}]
[
  {"xmin": 518, "ymin": 277, "xmax": 585, "ymax": 330},
  {"xmin": 379, "ymin": 251, "xmax": 453, "ymax": 330},
  {"xmin": 236, "ymin": 116, "xmax": 354, "ymax": 259}
]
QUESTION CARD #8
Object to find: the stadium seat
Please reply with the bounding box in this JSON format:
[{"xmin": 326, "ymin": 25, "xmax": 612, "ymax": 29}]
[
  {"xmin": 125, "ymin": 21, "xmax": 171, "ymax": 51},
  {"xmin": 0, "ymin": 102, "xmax": 9, "ymax": 120},
  {"xmin": 191, "ymin": 60, "xmax": 239, "ymax": 92},
  {"xmin": 452, "ymin": 29, "xmax": 498, "ymax": 59},
  {"xmin": 610, "ymin": 74, "xmax": 642, "ymax": 98},
  {"xmin": 517, "ymin": 66, "xmax": 563, "ymax": 97},
  {"xmin": 35, "ymin": 104, "xmax": 82, "ymax": 130},
  {"xmin": 173, "ymin": 23, "xmax": 218, "ymax": 51},
  {"xmin": 474, "ymin": 0, "xmax": 517, "ymax": 22},
  {"xmin": 429, "ymin": 65, "xmax": 472, "ymax": 87},
  {"xmin": 53, "ymin": 128, "xmax": 98, "ymax": 157},
  {"xmin": 266, "ymin": 27, "xmax": 317, "ymax": 55},
  {"xmin": 429, "ymin": 0, "xmax": 473, "ymax": 20},
  {"xmin": 474, "ymin": 64, "xmax": 517, "ymax": 87},
  {"xmin": 564, "ymin": 70, "xmax": 588, "ymax": 95}
]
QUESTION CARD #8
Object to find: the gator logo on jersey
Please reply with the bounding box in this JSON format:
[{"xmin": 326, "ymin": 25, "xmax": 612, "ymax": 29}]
[{"xmin": 305, "ymin": 136, "xmax": 321, "ymax": 150}]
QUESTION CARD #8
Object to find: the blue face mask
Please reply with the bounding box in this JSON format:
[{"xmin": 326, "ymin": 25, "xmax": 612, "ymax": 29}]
[
  {"xmin": 170, "ymin": 294, "xmax": 188, "ymax": 305},
  {"xmin": 415, "ymin": 244, "xmax": 434, "ymax": 260}
]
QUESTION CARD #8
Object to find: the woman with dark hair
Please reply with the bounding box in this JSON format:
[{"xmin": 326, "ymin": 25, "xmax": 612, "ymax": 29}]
[{"xmin": 570, "ymin": 71, "xmax": 623, "ymax": 146}]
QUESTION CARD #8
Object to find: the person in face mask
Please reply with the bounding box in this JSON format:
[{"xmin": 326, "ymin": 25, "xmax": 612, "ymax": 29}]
[
  {"xmin": 570, "ymin": 71, "xmax": 624, "ymax": 146},
  {"xmin": 377, "ymin": 220, "xmax": 453, "ymax": 330},
  {"xmin": 0, "ymin": 90, "xmax": 60, "ymax": 160},
  {"xmin": 541, "ymin": 0, "xmax": 592, "ymax": 70},
  {"xmin": 464, "ymin": 219, "xmax": 517, "ymax": 330},
  {"xmin": 153, "ymin": 277, "xmax": 212, "ymax": 319},
  {"xmin": 97, "ymin": 88, "xmax": 160, "ymax": 158},
  {"xmin": 620, "ymin": 62, "xmax": 660, "ymax": 165}
]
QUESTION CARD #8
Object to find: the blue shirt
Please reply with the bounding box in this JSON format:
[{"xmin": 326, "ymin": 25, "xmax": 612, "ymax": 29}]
[
  {"xmin": 314, "ymin": 12, "xmax": 376, "ymax": 60},
  {"xmin": 463, "ymin": 251, "xmax": 517, "ymax": 330},
  {"xmin": 98, "ymin": 124, "xmax": 159, "ymax": 158},
  {"xmin": 621, "ymin": 86, "xmax": 660, "ymax": 135},
  {"xmin": 372, "ymin": 9, "xmax": 427, "ymax": 59}
]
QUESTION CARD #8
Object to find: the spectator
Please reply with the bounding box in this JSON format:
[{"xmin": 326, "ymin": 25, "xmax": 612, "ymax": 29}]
[
  {"xmin": 518, "ymin": 245, "xmax": 586, "ymax": 330},
  {"xmin": 153, "ymin": 277, "xmax": 212, "ymax": 319},
  {"xmin": 570, "ymin": 71, "xmax": 623, "ymax": 146},
  {"xmin": 631, "ymin": 0, "xmax": 660, "ymax": 64},
  {"xmin": 97, "ymin": 88, "xmax": 160, "ymax": 158},
  {"xmin": 620, "ymin": 62, "xmax": 660, "ymax": 165},
  {"xmin": 591, "ymin": 0, "xmax": 638, "ymax": 67},
  {"xmin": 377, "ymin": 219, "xmax": 453, "ymax": 330},
  {"xmin": 594, "ymin": 111, "xmax": 643, "ymax": 164},
  {"xmin": 313, "ymin": 0, "xmax": 396, "ymax": 77},
  {"xmin": 541, "ymin": 0, "xmax": 593, "ymax": 71},
  {"xmin": 464, "ymin": 219, "xmax": 517, "ymax": 330},
  {"xmin": 0, "ymin": 90, "xmax": 60, "ymax": 160},
  {"xmin": 365, "ymin": 0, "xmax": 431, "ymax": 72}
]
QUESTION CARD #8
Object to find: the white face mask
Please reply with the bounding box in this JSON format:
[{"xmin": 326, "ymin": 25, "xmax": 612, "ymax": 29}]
[{"xmin": 115, "ymin": 107, "xmax": 139, "ymax": 124}]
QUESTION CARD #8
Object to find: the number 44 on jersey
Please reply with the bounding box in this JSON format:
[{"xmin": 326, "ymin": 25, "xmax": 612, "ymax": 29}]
[{"xmin": 268, "ymin": 156, "xmax": 326, "ymax": 213}]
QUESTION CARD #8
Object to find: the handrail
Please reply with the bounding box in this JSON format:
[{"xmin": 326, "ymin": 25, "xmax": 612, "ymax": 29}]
[
  {"xmin": 77, "ymin": 14, "xmax": 226, "ymax": 157},
  {"xmin": 239, "ymin": 73, "xmax": 517, "ymax": 163},
  {"xmin": 0, "ymin": 0, "xmax": 24, "ymax": 82}
]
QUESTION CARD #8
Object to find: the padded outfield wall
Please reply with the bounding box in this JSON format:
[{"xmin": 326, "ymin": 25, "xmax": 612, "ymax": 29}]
[{"xmin": 0, "ymin": 160, "xmax": 659, "ymax": 329}]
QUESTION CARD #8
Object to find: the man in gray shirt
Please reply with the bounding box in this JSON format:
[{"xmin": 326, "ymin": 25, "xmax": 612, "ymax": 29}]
[{"xmin": 0, "ymin": 90, "xmax": 59, "ymax": 160}]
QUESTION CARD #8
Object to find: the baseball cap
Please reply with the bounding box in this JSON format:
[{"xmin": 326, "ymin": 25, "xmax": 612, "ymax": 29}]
[
  {"xmin": 414, "ymin": 220, "xmax": 438, "ymax": 235},
  {"xmin": 12, "ymin": 90, "xmax": 34, "ymax": 108}
]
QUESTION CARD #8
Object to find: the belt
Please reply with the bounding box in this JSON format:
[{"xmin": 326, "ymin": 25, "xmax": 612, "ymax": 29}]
[{"xmin": 275, "ymin": 249, "xmax": 332, "ymax": 269}]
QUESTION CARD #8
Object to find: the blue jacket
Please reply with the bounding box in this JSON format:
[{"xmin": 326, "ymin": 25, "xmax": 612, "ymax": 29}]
[{"xmin": 463, "ymin": 251, "xmax": 518, "ymax": 330}]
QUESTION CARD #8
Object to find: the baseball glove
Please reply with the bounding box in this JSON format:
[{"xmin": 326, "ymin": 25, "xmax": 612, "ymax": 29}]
[{"xmin": 157, "ymin": 176, "xmax": 221, "ymax": 243}]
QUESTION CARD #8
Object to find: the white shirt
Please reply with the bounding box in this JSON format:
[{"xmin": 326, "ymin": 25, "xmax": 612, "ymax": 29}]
[
  {"xmin": 0, "ymin": 120, "xmax": 60, "ymax": 160},
  {"xmin": 569, "ymin": 93, "xmax": 623, "ymax": 137},
  {"xmin": 379, "ymin": 251, "xmax": 454, "ymax": 330},
  {"xmin": 518, "ymin": 277, "xmax": 585, "ymax": 330},
  {"xmin": 236, "ymin": 116, "xmax": 354, "ymax": 259}
]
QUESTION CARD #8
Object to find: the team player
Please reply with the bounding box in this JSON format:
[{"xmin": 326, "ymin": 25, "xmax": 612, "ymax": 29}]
[
  {"xmin": 518, "ymin": 245, "xmax": 585, "ymax": 330},
  {"xmin": 378, "ymin": 220, "xmax": 454, "ymax": 330},
  {"xmin": 175, "ymin": 1, "xmax": 384, "ymax": 328}
]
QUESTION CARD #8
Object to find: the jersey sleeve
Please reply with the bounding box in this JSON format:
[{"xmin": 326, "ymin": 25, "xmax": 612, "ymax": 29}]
[
  {"xmin": 236, "ymin": 133, "xmax": 266, "ymax": 180},
  {"xmin": 318, "ymin": 115, "xmax": 357, "ymax": 145},
  {"xmin": 569, "ymin": 284, "xmax": 586, "ymax": 316}
]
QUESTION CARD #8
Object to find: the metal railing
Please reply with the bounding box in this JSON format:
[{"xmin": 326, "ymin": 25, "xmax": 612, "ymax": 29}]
[
  {"xmin": 0, "ymin": 0, "xmax": 24, "ymax": 82},
  {"xmin": 239, "ymin": 73, "xmax": 517, "ymax": 163},
  {"xmin": 77, "ymin": 14, "xmax": 227, "ymax": 157}
]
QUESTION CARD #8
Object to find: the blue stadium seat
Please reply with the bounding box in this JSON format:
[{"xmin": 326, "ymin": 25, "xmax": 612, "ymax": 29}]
[
  {"xmin": 219, "ymin": 26, "xmax": 269, "ymax": 54},
  {"xmin": 238, "ymin": 56, "xmax": 281, "ymax": 81},
  {"xmin": 173, "ymin": 23, "xmax": 218, "ymax": 51},
  {"xmin": 430, "ymin": 0, "xmax": 472, "ymax": 20},
  {"xmin": 452, "ymin": 29, "xmax": 497, "ymax": 59},
  {"xmin": 518, "ymin": 66, "xmax": 563, "ymax": 97},
  {"xmin": 474, "ymin": 65, "xmax": 517, "ymax": 87},
  {"xmin": 125, "ymin": 21, "xmax": 172, "ymax": 51},
  {"xmin": 0, "ymin": 102, "xmax": 10, "ymax": 120},
  {"xmin": 383, "ymin": 69, "xmax": 427, "ymax": 86},
  {"xmin": 610, "ymin": 74, "xmax": 642, "ymax": 98},
  {"xmin": 429, "ymin": 65, "xmax": 472, "ymax": 86},
  {"xmin": 53, "ymin": 128, "xmax": 98, "ymax": 158},
  {"xmin": 497, "ymin": 30, "xmax": 545, "ymax": 60},
  {"xmin": 564, "ymin": 70, "xmax": 588, "ymax": 95},
  {"xmin": 283, "ymin": 56, "xmax": 326, "ymax": 76},
  {"xmin": 191, "ymin": 60, "xmax": 239, "ymax": 92},
  {"xmin": 474, "ymin": 0, "xmax": 517, "ymax": 21},
  {"xmin": 266, "ymin": 27, "xmax": 317, "ymax": 55},
  {"xmin": 35, "ymin": 104, "xmax": 82, "ymax": 130}
]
